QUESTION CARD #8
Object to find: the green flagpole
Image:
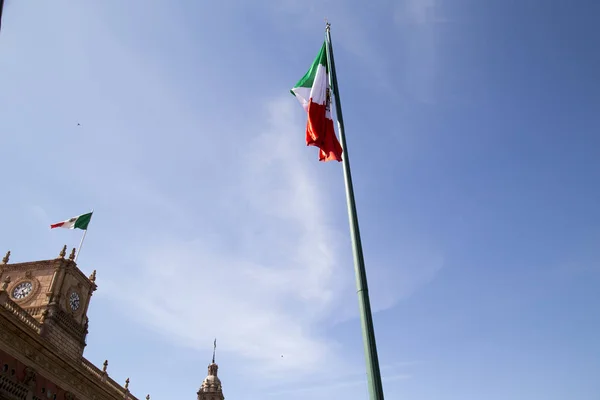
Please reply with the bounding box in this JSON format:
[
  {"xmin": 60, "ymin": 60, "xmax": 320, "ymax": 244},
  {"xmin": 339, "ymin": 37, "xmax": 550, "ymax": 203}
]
[
  {"xmin": 325, "ymin": 22, "xmax": 385, "ymax": 400},
  {"xmin": 0, "ymin": 0, "xmax": 5, "ymax": 33}
]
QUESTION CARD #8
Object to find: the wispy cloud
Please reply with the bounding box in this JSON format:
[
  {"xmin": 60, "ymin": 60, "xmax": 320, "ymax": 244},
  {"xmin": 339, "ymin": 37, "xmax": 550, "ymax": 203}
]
[
  {"xmin": 393, "ymin": 0, "xmax": 444, "ymax": 103},
  {"xmin": 381, "ymin": 360, "xmax": 423, "ymax": 370},
  {"xmin": 262, "ymin": 0, "xmax": 395, "ymax": 94},
  {"xmin": 266, "ymin": 369, "xmax": 413, "ymax": 396},
  {"xmin": 28, "ymin": 205, "xmax": 50, "ymax": 226},
  {"xmin": 97, "ymin": 95, "xmax": 442, "ymax": 384},
  {"xmin": 268, "ymin": 0, "xmax": 446, "ymax": 103},
  {"xmin": 57, "ymin": 0, "xmax": 444, "ymax": 386},
  {"xmin": 99, "ymin": 96, "xmax": 352, "ymax": 381}
]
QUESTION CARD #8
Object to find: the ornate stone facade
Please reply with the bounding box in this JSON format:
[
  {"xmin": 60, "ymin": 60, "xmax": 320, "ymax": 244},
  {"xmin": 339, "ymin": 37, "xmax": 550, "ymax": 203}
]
[
  {"xmin": 196, "ymin": 363, "xmax": 224, "ymax": 400},
  {"xmin": 0, "ymin": 248, "xmax": 227, "ymax": 400},
  {"xmin": 0, "ymin": 249, "xmax": 141, "ymax": 400}
]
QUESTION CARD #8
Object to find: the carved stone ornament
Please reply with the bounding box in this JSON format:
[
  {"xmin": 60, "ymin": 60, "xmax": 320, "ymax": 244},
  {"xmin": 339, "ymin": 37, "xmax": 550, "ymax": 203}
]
[
  {"xmin": 22, "ymin": 366, "xmax": 37, "ymax": 386},
  {"xmin": 208, "ymin": 363, "xmax": 218, "ymax": 376},
  {"xmin": 2, "ymin": 250, "xmax": 10, "ymax": 264},
  {"xmin": 1, "ymin": 275, "xmax": 10, "ymax": 290}
]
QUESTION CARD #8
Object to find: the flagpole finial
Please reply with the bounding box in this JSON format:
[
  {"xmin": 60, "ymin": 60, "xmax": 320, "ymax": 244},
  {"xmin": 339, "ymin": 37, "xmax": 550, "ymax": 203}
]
[
  {"xmin": 2, "ymin": 250, "xmax": 9, "ymax": 264},
  {"xmin": 69, "ymin": 248, "xmax": 76, "ymax": 261},
  {"xmin": 58, "ymin": 245, "xmax": 67, "ymax": 259},
  {"xmin": 325, "ymin": 17, "xmax": 330, "ymax": 30}
]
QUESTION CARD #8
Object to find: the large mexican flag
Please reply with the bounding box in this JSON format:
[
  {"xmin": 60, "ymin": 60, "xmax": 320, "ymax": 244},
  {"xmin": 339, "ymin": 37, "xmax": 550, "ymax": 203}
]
[{"xmin": 291, "ymin": 42, "xmax": 343, "ymax": 162}]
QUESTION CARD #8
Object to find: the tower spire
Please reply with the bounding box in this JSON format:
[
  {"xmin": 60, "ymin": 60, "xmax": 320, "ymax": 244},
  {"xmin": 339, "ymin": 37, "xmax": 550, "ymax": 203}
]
[
  {"xmin": 197, "ymin": 340, "xmax": 224, "ymax": 400},
  {"xmin": 212, "ymin": 338, "xmax": 216, "ymax": 364}
]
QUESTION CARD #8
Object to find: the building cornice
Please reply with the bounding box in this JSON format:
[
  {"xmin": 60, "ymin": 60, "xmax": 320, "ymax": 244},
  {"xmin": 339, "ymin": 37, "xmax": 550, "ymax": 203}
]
[{"xmin": 0, "ymin": 297, "xmax": 139, "ymax": 400}]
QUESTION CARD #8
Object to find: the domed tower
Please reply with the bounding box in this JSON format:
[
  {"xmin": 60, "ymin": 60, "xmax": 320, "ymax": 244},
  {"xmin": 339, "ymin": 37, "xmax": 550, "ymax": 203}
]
[{"xmin": 197, "ymin": 340, "xmax": 225, "ymax": 400}]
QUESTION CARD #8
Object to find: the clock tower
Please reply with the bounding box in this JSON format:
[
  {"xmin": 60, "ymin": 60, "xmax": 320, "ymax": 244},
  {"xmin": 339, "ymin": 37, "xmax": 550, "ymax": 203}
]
[{"xmin": 0, "ymin": 245, "xmax": 97, "ymax": 359}]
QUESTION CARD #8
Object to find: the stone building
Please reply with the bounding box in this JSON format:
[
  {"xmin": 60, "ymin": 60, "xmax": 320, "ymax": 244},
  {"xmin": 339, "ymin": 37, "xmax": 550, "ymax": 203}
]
[
  {"xmin": 0, "ymin": 247, "xmax": 226, "ymax": 400},
  {"xmin": 197, "ymin": 362, "xmax": 224, "ymax": 400}
]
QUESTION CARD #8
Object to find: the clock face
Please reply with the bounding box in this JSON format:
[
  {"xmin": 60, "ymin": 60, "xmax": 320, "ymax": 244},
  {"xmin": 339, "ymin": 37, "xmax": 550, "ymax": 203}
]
[
  {"xmin": 69, "ymin": 291, "xmax": 80, "ymax": 311},
  {"xmin": 12, "ymin": 281, "xmax": 33, "ymax": 299}
]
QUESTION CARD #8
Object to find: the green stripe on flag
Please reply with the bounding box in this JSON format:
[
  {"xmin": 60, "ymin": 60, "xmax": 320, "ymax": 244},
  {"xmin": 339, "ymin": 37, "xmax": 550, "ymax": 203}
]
[
  {"xmin": 74, "ymin": 212, "xmax": 93, "ymax": 230},
  {"xmin": 290, "ymin": 42, "xmax": 328, "ymax": 95}
]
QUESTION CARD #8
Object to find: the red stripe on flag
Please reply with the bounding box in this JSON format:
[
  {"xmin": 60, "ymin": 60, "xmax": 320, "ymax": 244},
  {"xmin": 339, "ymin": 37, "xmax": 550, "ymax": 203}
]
[
  {"xmin": 306, "ymin": 100, "xmax": 342, "ymax": 162},
  {"xmin": 50, "ymin": 222, "xmax": 65, "ymax": 229}
]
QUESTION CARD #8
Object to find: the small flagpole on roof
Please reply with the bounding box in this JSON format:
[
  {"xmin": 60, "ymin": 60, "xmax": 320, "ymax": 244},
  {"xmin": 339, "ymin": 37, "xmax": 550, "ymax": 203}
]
[
  {"xmin": 212, "ymin": 338, "xmax": 217, "ymax": 363},
  {"xmin": 74, "ymin": 209, "xmax": 94, "ymax": 263}
]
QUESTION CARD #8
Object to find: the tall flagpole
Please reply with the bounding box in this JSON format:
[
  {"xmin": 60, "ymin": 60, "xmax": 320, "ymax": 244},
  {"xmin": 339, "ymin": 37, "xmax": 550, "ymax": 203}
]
[
  {"xmin": 325, "ymin": 22, "xmax": 385, "ymax": 400},
  {"xmin": 74, "ymin": 209, "xmax": 93, "ymax": 263}
]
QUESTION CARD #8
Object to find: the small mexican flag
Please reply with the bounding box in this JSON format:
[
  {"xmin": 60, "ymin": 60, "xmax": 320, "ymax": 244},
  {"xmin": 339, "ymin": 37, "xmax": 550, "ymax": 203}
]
[
  {"xmin": 50, "ymin": 212, "xmax": 93, "ymax": 230},
  {"xmin": 291, "ymin": 42, "xmax": 343, "ymax": 162}
]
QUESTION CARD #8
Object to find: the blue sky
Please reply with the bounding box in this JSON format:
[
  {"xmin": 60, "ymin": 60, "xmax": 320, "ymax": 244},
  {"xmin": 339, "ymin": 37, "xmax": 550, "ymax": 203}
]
[{"xmin": 1, "ymin": 0, "xmax": 599, "ymax": 399}]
